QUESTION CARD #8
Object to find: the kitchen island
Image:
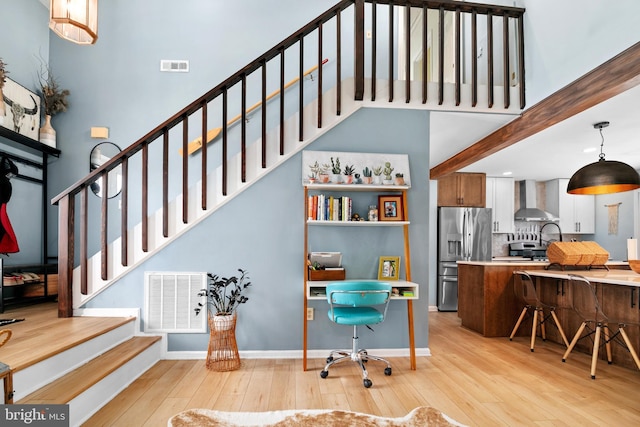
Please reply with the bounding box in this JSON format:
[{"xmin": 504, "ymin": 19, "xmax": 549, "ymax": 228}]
[
  {"xmin": 457, "ymin": 260, "xmax": 631, "ymax": 337},
  {"xmin": 458, "ymin": 260, "xmax": 640, "ymax": 370}
]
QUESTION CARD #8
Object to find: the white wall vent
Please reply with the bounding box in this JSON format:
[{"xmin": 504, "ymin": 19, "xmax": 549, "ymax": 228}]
[
  {"xmin": 144, "ymin": 271, "xmax": 207, "ymax": 333},
  {"xmin": 160, "ymin": 59, "xmax": 189, "ymax": 72}
]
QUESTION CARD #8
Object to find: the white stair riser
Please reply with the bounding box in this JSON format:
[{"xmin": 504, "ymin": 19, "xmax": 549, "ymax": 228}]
[
  {"xmin": 70, "ymin": 340, "xmax": 162, "ymax": 427},
  {"xmin": 12, "ymin": 320, "xmax": 136, "ymax": 401}
]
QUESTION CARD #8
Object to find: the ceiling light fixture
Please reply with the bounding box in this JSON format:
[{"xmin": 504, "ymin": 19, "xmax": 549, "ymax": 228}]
[
  {"xmin": 567, "ymin": 121, "xmax": 640, "ymax": 195},
  {"xmin": 49, "ymin": 0, "xmax": 98, "ymax": 45}
]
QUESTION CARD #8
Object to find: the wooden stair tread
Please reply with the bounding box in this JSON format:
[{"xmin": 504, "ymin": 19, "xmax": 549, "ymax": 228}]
[{"xmin": 18, "ymin": 336, "xmax": 161, "ymax": 404}]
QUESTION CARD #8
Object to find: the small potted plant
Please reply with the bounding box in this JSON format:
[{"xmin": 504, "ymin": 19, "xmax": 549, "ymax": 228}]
[
  {"xmin": 308, "ymin": 161, "xmax": 321, "ymax": 183},
  {"xmin": 343, "ymin": 164, "xmax": 355, "ymax": 184},
  {"xmin": 382, "ymin": 162, "xmax": 394, "ymax": 185},
  {"xmin": 372, "ymin": 166, "xmax": 383, "ymax": 185},
  {"xmin": 330, "ymin": 157, "xmax": 342, "ymax": 183},
  {"xmin": 362, "ymin": 167, "xmax": 373, "ymax": 184},
  {"xmin": 195, "ymin": 269, "xmax": 252, "ymax": 331},
  {"xmin": 395, "ymin": 173, "xmax": 405, "ymax": 185},
  {"xmin": 319, "ymin": 163, "xmax": 330, "ymax": 183}
]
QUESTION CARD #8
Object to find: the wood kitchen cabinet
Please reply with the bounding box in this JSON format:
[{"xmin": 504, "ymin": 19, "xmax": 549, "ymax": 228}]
[
  {"xmin": 545, "ymin": 179, "xmax": 595, "ymax": 234},
  {"xmin": 437, "ymin": 172, "xmax": 486, "ymax": 207},
  {"xmin": 486, "ymin": 177, "xmax": 514, "ymax": 233}
]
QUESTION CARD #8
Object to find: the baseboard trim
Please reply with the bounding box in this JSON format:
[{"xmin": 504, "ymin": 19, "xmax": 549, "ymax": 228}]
[{"xmin": 163, "ymin": 347, "xmax": 431, "ymax": 360}]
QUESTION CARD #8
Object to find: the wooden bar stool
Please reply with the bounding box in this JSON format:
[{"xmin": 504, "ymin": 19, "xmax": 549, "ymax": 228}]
[
  {"xmin": 563, "ymin": 274, "xmax": 640, "ymax": 379},
  {"xmin": 0, "ymin": 329, "xmax": 13, "ymax": 403}
]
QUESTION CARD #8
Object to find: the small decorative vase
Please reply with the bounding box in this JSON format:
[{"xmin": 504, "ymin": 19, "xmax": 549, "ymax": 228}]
[
  {"xmin": 343, "ymin": 175, "xmax": 353, "ymax": 184},
  {"xmin": 383, "ymin": 178, "xmax": 393, "ymax": 185},
  {"xmin": 373, "ymin": 175, "xmax": 382, "ymax": 185},
  {"xmin": 330, "ymin": 173, "xmax": 342, "ymax": 184},
  {"xmin": 395, "ymin": 177, "xmax": 405, "ymax": 185},
  {"xmin": 319, "ymin": 174, "xmax": 329, "ymax": 183},
  {"xmin": 39, "ymin": 114, "xmax": 56, "ymax": 147}
]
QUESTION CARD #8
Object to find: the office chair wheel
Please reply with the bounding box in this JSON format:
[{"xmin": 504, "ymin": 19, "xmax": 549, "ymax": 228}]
[
  {"xmin": 326, "ymin": 356, "xmax": 333, "ymax": 363},
  {"xmin": 363, "ymin": 378, "xmax": 372, "ymax": 388},
  {"xmin": 320, "ymin": 370, "xmax": 329, "ymax": 379},
  {"xmin": 384, "ymin": 367, "xmax": 392, "ymax": 376}
]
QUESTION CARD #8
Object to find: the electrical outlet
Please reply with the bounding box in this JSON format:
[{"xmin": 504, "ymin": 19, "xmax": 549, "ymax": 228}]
[{"xmin": 307, "ymin": 307, "xmax": 314, "ymax": 320}]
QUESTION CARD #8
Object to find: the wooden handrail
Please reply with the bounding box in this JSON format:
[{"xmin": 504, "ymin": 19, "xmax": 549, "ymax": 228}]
[{"xmin": 180, "ymin": 59, "xmax": 329, "ymax": 156}]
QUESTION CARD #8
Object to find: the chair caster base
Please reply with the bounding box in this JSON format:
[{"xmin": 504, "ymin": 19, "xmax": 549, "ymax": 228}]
[
  {"xmin": 384, "ymin": 367, "xmax": 392, "ymax": 376},
  {"xmin": 320, "ymin": 370, "xmax": 328, "ymax": 379},
  {"xmin": 363, "ymin": 379, "xmax": 372, "ymax": 388}
]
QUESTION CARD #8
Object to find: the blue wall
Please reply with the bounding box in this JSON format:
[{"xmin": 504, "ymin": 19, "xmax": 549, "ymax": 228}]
[
  {"xmin": 0, "ymin": 0, "xmax": 50, "ymax": 265},
  {"xmin": 85, "ymin": 107, "xmax": 431, "ymax": 352}
]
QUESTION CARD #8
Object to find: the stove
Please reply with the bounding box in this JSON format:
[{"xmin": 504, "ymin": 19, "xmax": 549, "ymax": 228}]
[{"xmin": 509, "ymin": 242, "xmax": 547, "ymax": 260}]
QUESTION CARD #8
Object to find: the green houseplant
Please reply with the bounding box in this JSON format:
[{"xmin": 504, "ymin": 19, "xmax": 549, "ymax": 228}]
[{"xmin": 195, "ymin": 269, "xmax": 252, "ymax": 318}]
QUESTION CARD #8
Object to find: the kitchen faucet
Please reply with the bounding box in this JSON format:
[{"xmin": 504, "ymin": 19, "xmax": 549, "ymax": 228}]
[{"xmin": 539, "ymin": 222, "xmax": 563, "ymax": 247}]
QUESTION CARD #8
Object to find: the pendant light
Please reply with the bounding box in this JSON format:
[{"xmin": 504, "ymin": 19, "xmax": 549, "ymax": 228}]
[
  {"xmin": 50, "ymin": 0, "xmax": 98, "ymax": 45},
  {"xmin": 567, "ymin": 121, "xmax": 640, "ymax": 195}
]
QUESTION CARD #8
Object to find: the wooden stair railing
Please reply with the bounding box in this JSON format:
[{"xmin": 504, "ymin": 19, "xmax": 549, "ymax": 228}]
[{"xmin": 51, "ymin": 0, "xmax": 525, "ymax": 318}]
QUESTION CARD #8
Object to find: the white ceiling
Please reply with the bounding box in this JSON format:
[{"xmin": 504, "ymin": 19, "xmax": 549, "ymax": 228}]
[{"xmin": 431, "ymin": 84, "xmax": 640, "ymax": 182}]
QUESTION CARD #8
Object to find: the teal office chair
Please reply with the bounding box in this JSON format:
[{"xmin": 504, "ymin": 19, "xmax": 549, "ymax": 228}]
[{"xmin": 319, "ymin": 281, "xmax": 392, "ymax": 388}]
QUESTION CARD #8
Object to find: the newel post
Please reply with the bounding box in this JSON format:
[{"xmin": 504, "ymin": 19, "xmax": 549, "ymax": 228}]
[
  {"xmin": 57, "ymin": 194, "xmax": 75, "ymax": 318},
  {"xmin": 354, "ymin": 0, "xmax": 365, "ymax": 100}
]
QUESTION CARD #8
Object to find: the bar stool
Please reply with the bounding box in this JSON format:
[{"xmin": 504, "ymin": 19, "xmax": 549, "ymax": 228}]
[
  {"xmin": 563, "ymin": 274, "xmax": 640, "ymax": 379},
  {"xmin": 0, "ymin": 329, "xmax": 13, "ymax": 403},
  {"xmin": 510, "ymin": 271, "xmax": 569, "ymax": 351}
]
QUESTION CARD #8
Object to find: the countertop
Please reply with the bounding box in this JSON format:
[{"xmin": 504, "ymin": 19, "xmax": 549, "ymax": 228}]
[
  {"xmin": 523, "ymin": 269, "xmax": 640, "ymax": 287},
  {"xmin": 458, "ymin": 260, "xmax": 630, "ymax": 267}
]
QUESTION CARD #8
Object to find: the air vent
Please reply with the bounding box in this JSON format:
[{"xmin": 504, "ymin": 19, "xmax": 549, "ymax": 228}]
[
  {"xmin": 160, "ymin": 60, "xmax": 189, "ymax": 72},
  {"xmin": 144, "ymin": 272, "xmax": 206, "ymax": 333}
]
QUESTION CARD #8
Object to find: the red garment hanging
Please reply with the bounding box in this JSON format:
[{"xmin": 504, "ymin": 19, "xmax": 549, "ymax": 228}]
[{"xmin": 0, "ymin": 203, "xmax": 18, "ymax": 254}]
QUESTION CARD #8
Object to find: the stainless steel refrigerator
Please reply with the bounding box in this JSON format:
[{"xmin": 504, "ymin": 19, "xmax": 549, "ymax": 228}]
[{"xmin": 437, "ymin": 207, "xmax": 492, "ymax": 311}]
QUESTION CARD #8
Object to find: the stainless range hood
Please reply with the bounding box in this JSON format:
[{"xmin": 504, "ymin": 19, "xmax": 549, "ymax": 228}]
[{"xmin": 514, "ymin": 180, "xmax": 559, "ymax": 222}]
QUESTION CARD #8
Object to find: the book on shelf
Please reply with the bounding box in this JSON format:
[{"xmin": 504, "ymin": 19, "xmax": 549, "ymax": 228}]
[{"xmin": 307, "ymin": 194, "xmax": 352, "ymax": 221}]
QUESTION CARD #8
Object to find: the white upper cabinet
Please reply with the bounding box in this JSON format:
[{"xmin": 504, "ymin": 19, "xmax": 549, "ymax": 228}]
[
  {"xmin": 545, "ymin": 179, "xmax": 595, "ymax": 234},
  {"xmin": 486, "ymin": 177, "xmax": 515, "ymax": 233}
]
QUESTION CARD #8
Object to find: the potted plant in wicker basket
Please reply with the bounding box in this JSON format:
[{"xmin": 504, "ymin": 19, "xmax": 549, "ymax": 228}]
[{"xmin": 194, "ymin": 269, "xmax": 252, "ymax": 371}]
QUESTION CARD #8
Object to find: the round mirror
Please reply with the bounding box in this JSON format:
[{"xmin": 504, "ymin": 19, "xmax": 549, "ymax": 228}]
[{"xmin": 90, "ymin": 142, "xmax": 123, "ymax": 198}]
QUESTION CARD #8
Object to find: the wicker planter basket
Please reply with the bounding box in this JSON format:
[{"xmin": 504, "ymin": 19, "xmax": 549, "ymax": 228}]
[{"xmin": 547, "ymin": 241, "xmax": 609, "ymax": 267}]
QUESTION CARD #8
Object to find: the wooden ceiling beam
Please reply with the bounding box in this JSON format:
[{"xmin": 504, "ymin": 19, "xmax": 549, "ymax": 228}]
[{"xmin": 430, "ymin": 41, "xmax": 640, "ymax": 180}]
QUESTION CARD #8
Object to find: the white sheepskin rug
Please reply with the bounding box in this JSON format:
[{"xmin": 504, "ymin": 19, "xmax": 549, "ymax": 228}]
[{"xmin": 168, "ymin": 406, "xmax": 466, "ymax": 427}]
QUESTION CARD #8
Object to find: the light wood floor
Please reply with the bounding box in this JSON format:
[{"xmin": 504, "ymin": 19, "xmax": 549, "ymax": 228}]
[{"xmin": 83, "ymin": 310, "xmax": 640, "ymax": 427}]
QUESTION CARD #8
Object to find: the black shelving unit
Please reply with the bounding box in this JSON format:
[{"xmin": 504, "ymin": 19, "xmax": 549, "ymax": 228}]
[{"xmin": 0, "ymin": 125, "xmax": 61, "ymax": 312}]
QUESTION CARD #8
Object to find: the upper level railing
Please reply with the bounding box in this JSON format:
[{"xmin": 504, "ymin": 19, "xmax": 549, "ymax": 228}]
[{"xmin": 51, "ymin": 0, "xmax": 525, "ymax": 317}]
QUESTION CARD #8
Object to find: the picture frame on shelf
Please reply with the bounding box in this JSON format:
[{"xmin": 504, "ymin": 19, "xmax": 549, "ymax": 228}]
[
  {"xmin": 378, "ymin": 256, "xmax": 400, "ymax": 280},
  {"xmin": 378, "ymin": 195, "xmax": 404, "ymax": 221},
  {"xmin": 1, "ymin": 77, "xmax": 41, "ymax": 140}
]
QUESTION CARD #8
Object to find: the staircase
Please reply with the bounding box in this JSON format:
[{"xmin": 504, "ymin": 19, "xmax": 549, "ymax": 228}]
[
  {"xmin": 5, "ymin": 305, "xmax": 162, "ymax": 426},
  {"xmin": 51, "ymin": 0, "xmax": 526, "ymax": 316}
]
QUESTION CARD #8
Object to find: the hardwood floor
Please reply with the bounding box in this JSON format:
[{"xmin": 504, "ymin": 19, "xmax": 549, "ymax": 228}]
[{"xmin": 85, "ymin": 311, "xmax": 640, "ymax": 427}]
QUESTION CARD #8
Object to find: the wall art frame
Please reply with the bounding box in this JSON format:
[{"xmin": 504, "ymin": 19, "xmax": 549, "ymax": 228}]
[
  {"xmin": 378, "ymin": 195, "xmax": 404, "ymax": 221},
  {"xmin": 378, "ymin": 256, "xmax": 401, "ymax": 280},
  {"xmin": 1, "ymin": 77, "xmax": 41, "ymax": 141}
]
